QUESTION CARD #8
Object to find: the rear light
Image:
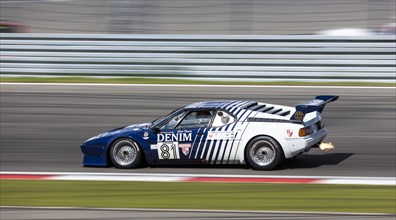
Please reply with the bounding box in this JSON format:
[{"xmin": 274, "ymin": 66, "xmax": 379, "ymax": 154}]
[
  {"xmin": 316, "ymin": 120, "xmax": 324, "ymax": 130},
  {"xmin": 299, "ymin": 126, "xmax": 313, "ymax": 137}
]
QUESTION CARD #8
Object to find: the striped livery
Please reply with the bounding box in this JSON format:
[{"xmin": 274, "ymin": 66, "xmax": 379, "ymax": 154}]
[{"xmin": 81, "ymin": 96, "xmax": 338, "ymax": 170}]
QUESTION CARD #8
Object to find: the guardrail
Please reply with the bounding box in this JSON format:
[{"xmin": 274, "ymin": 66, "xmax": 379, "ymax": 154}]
[{"xmin": 1, "ymin": 34, "xmax": 395, "ymax": 82}]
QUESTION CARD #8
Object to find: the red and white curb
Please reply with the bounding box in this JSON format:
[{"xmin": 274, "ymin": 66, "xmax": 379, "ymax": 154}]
[{"xmin": 1, "ymin": 172, "xmax": 395, "ymax": 185}]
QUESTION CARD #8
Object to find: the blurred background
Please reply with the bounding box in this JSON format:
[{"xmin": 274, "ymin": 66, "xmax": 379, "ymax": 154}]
[
  {"xmin": 1, "ymin": 0, "xmax": 395, "ymax": 35},
  {"xmin": 1, "ymin": 0, "xmax": 395, "ymax": 82},
  {"xmin": 1, "ymin": 2, "xmax": 395, "ymax": 218}
]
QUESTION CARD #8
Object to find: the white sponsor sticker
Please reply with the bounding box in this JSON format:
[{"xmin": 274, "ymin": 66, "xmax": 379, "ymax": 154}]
[
  {"xmin": 157, "ymin": 142, "xmax": 180, "ymax": 159},
  {"xmin": 207, "ymin": 131, "xmax": 236, "ymax": 140},
  {"xmin": 150, "ymin": 144, "xmax": 157, "ymax": 150}
]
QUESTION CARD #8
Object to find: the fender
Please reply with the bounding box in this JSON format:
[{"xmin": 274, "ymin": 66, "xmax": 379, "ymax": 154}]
[{"xmin": 104, "ymin": 132, "xmax": 152, "ymax": 166}]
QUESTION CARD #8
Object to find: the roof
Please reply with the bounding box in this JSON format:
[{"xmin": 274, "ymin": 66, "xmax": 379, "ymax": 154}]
[
  {"xmin": 185, "ymin": 100, "xmax": 234, "ymax": 109},
  {"xmin": 185, "ymin": 100, "xmax": 293, "ymax": 119},
  {"xmin": 185, "ymin": 100, "xmax": 258, "ymax": 109}
]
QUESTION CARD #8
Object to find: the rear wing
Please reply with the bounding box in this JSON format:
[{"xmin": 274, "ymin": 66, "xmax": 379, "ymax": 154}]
[{"xmin": 290, "ymin": 95, "xmax": 339, "ymax": 121}]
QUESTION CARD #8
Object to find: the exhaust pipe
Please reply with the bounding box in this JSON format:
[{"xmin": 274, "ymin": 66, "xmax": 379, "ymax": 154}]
[{"xmin": 319, "ymin": 142, "xmax": 334, "ymax": 152}]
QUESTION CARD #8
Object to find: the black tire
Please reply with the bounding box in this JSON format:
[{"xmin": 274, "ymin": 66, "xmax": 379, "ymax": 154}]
[
  {"xmin": 109, "ymin": 138, "xmax": 142, "ymax": 169},
  {"xmin": 245, "ymin": 136, "xmax": 284, "ymax": 170}
]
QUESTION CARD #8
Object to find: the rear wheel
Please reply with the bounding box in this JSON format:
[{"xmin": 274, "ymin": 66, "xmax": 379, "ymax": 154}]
[
  {"xmin": 109, "ymin": 138, "xmax": 142, "ymax": 169},
  {"xmin": 245, "ymin": 136, "xmax": 283, "ymax": 170}
]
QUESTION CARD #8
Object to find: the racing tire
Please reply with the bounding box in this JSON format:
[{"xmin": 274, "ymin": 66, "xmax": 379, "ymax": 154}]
[
  {"xmin": 109, "ymin": 138, "xmax": 142, "ymax": 169},
  {"xmin": 245, "ymin": 136, "xmax": 283, "ymax": 170}
]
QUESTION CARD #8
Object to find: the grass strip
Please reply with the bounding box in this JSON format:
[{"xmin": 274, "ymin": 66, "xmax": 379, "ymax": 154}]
[
  {"xmin": 1, "ymin": 180, "xmax": 395, "ymax": 213},
  {"xmin": 1, "ymin": 77, "xmax": 395, "ymax": 87}
]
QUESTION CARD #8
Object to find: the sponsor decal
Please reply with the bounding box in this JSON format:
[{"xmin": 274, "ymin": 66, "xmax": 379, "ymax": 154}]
[
  {"xmin": 286, "ymin": 129, "xmax": 293, "ymax": 137},
  {"xmin": 294, "ymin": 111, "xmax": 305, "ymax": 121},
  {"xmin": 207, "ymin": 131, "xmax": 236, "ymax": 140},
  {"xmin": 179, "ymin": 143, "xmax": 192, "ymax": 148},
  {"xmin": 150, "ymin": 144, "xmax": 157, "ymax": 150},
  {"xmin": 143, "ymin": 131, "xmax": 149, "ymax": 140},
  {"xmin": 156, "ymin": 132, "xmax": 192, "ymax": 159},
  {"xmin": 157, "ymin": 132, "xmax": 192, "ymax": 142},
  {"xmin": 179, "ymin": 143, "xmax": 192, "ymax": 156}
]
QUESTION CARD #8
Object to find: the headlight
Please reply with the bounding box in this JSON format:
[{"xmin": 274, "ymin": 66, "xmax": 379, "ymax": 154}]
[{"xmin": 86, "ymin": 132, "xmax": 108, "ymax": 142}]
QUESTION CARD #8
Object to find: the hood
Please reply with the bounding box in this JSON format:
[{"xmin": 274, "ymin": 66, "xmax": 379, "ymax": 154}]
[
  {"xmin": 108, "ymin": 122, "xmax": 152, "ymax": 132},
  {"xmin": 85, "ymin": 122, "xmax": 152, "ymax": 143}
]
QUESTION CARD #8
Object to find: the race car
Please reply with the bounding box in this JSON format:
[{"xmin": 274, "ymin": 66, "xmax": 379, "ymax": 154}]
[{"xmin": 81, "ymin": 95, "xmax": 338, "ymax": 170}]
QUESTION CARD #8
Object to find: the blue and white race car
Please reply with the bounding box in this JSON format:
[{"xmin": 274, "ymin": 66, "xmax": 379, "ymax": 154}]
[{"xmin": 81, "ymin": 95, "xmax": 338, "ymax": 170}]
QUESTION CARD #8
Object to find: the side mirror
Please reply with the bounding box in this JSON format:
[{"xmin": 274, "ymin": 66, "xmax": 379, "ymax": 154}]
[{"xmin": 152, "ymin": 126, "xmax": 161, "ymax": 133}]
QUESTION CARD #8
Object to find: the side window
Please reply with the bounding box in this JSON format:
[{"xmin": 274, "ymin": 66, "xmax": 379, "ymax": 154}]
[
  {"xmin": 176, "ymin": 110, "xmax": 214, "ymax": 129},
  {"xmin": 161, "ymin": 111, "xmax": 186, "ymax": 130},
  {"xmin": 212, "ymin": 111, "xmax": 236, "ymax": 127}
]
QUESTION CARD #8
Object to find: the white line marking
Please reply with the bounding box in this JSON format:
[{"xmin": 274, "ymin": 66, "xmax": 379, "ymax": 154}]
[
  {"xmin": 1, "ymin": 82, "xmax": 394, "ymax": 89},
  {"xmin": 189, "ymin": 128, "xmax": 202, "ymax": 158},
  {"xmin": 226, "ymin": 100, "xmax": 244, "ymax": 112},
  {"xmin": 215, "ymin": 139, "xmax": 227, "ymax": 164},
  {"xmin": 210, "ymin": 133, "xmax": 222, "ymax": 164},
  {"xmin": 223, "ymin": 139, "xmax": 233, "ymax": 164},
  {"xmin": 205, "ymin": 128, "xmax": 219, "ymax": 162},
  {"xmin": 51, "ymin": 175, "xmax": 188, "ymax": 182},
  {"xmin": 2, "ymin": 171, "xmax": 394, "ymax": 181},
  {"xmin": 191, "ymin": 128, "xmax": 206, "ymax": 159},
  {"xmin": 1, "ymin": 206, "xmax": 392, "ymax": 216},
  {"xmin": 200, "ymin": 135, "xmax": 213, "ymax": 159},
  {"xmin": 315, "ymin": 179, "xmax": 396, "ymax": 186}
]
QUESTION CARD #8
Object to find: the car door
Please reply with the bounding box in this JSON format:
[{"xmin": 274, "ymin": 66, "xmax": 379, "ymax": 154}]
[
  {"xmin": 204, "ymin": 110, "xmax": 238, "ymax": 165},
  {"xmin": 150, "ymin": 109, "xmax": 215, "ymax": 163}
]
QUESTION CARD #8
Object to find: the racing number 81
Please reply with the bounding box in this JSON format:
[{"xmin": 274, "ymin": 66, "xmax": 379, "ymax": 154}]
[
  {"xmin": 160, "ymin": 144, "xmax": 171, "ymax": 159},
  {"xmin": 159, "ymin": 143, "xmax": 179, "ymax": 159}
]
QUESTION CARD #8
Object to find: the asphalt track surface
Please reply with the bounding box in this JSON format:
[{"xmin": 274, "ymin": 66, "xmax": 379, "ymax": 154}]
[
  {"xmin": 1, "ymin": 207, "xmax": 395, "ymax": 220},
  {"xmin": 1, "ymin": 84, "xmax": 395, "ymax": 177}
]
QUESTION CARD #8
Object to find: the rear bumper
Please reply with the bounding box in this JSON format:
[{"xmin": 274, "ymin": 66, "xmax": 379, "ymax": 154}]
[{"xmin": 286, "ymin": 128, "xmax": 327, "ymax": 157}]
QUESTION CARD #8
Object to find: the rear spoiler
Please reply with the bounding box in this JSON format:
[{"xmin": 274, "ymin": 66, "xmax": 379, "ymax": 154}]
[{"xmin": 290, "ymin": 95, "xmax": 339, "ymax": 121}]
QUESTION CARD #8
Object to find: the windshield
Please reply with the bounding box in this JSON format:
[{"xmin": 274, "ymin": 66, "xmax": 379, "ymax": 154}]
[{"xmin": 151, "ymin": 107, "xmax": 183, "ymax": 126}]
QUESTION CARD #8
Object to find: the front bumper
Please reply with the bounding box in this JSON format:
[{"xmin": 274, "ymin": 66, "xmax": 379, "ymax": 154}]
[
  {"xmin": 286, "ymin": 128, "xmax": 327, "ymax": 157},
  {"xmin": 80, "ymin": 143, "xmax": 108, "ymax": 167}
]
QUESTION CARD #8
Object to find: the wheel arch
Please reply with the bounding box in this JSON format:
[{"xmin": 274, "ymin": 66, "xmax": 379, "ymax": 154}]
[
  {"xmin": 243, "ymin": 134, "xmax": 285, "ymax": 166},
  {"xmin": 106, "ymin": 136, "xmax": 146, "ymax": 167}
]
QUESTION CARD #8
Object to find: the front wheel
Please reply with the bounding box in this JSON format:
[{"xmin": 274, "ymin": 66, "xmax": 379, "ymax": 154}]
[
  {"xmin": 109, "ymin": 138, "xmax": 142, "ymax": 169},
  {"xmin": 245, "ymin": 136, "xmax": 283, "ymax": 170}
]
